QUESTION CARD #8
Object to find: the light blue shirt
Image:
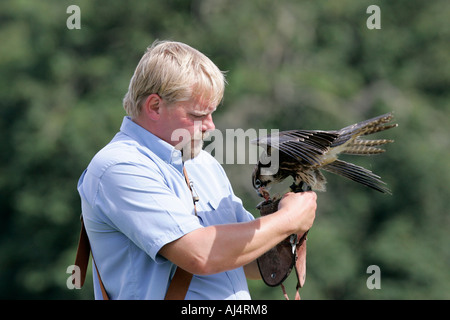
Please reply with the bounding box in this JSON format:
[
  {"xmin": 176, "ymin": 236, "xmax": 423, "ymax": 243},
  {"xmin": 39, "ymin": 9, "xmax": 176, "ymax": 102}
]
[{"xmin": 77, "ymin": 116, "xmax": 254, "ymax": 300}]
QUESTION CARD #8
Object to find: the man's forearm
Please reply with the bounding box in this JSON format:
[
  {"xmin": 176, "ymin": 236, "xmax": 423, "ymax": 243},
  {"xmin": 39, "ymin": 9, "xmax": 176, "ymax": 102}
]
[
  {"xmin": 244, "ymin": 260, "xmax": 262, "ymax": 280},
  {"xmin": 159, "ymin": 208, "xmax": 297, "ymax": 275}
]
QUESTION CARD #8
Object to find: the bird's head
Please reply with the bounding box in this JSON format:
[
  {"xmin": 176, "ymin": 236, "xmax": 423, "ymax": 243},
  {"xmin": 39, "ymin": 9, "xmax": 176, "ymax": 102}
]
[{"xmin": 252, "ymin": 163, "xmax": 274, "ymax": 200}]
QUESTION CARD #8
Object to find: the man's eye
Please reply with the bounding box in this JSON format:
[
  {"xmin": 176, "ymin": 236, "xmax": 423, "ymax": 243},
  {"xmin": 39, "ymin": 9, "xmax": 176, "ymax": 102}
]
[{"xmin": 254, "ymin": 179, "xmax": 261, "ymax": 188}]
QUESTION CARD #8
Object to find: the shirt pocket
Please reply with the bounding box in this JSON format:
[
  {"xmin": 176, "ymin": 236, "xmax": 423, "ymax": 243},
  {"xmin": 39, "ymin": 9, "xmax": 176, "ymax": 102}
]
[{"xmin": 197, "ymin": 196, "xmax": 237, "ymax": 226}]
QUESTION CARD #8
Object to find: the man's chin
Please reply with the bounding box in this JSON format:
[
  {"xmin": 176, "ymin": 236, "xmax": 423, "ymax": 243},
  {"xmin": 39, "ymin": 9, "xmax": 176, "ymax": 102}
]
[{"xmin": 181, "ymin": 140, "xmax": 204, "ymax": 162}]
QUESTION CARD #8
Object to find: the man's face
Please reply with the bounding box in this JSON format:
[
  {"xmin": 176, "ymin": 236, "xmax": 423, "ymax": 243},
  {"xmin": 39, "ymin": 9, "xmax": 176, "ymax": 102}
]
[{"xmin": 159, "ymin": 97, "xmax": 216, "ymax": 160}]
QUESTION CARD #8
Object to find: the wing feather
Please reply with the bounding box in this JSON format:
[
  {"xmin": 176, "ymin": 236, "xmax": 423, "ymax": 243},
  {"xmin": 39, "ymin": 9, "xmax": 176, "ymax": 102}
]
[{"xmin": 252, "ymin": 130, "xmax": 338, "ymax": 165}]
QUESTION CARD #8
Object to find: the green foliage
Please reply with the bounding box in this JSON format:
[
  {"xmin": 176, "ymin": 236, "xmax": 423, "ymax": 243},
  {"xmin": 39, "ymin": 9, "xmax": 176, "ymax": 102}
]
[{"xmin": 0, "ymin": 0, "xmax": 448, "ymax": 299}]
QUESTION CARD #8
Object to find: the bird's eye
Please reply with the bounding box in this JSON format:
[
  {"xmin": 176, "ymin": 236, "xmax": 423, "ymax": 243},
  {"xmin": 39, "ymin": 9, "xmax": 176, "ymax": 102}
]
[{"xmin": 254, "ymin": 179, "xmax": 262, "ymax": 188}]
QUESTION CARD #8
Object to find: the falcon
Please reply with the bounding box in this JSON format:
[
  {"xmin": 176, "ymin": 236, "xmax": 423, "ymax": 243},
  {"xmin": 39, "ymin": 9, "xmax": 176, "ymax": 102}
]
[{"xmin": 252, "ymin": 112, "xmax": 398, "ymax": 200}]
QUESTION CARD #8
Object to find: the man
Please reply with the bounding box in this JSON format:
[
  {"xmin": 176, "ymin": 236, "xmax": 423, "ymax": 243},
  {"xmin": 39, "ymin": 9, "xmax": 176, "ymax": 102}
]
[{"xmin": 77, "ymin": 40, "xmax": 317, "ymax": 299}]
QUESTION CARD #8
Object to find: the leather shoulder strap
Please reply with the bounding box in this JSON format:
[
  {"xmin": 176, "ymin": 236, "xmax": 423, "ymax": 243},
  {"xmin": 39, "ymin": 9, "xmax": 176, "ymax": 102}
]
[
  {"xmin": 163, "ymin": 166, "xmax": 197, "ymax": 300},
  {"xmin": 74, "ymin": 218, "xmax": 109, "ymax": 300},
  {"xmin": 183, "ymin": 166, "xmax": 198, "ymax": 216},
  {"xmin": 164, "ymin": 267, "xmax": 193, "ymax": 300},
  {"xmin": 74, "ymin": 217, "xmax": 91, "ymax": 289}
]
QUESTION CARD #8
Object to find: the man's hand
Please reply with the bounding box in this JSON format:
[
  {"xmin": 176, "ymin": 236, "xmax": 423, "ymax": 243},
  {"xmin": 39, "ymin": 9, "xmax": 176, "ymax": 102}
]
[{"xmin": 277, "ymin": 191, "xmax": 317, "ymax": 236}]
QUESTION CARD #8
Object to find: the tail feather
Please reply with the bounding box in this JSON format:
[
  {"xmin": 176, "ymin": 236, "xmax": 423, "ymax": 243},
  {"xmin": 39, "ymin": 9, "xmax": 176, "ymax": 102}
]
[
  {"xmin": 363, "ymin": 123, "xmax": 398, "ymax": 136},
  {"xmin": 350, "ymin": 139, "xmax": 395, "ymax": 146},
  {"xmin": 322, "ymin": 159, "xmax": 391, "ymax": 194},
  {"xmin": 343, "ymin": 146, "xmax": 386, "ymax": 155},
  {"xmin": 332, "ymin": 112, "xmax": 397, "ymax": 147},
  {"xmin": 343, "ymin": 138, "xmax": 394, "ymax": 155}
]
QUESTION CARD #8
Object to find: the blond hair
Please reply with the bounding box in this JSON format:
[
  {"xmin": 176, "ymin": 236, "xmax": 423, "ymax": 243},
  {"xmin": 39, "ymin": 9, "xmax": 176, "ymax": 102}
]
[{"xmin": 123, "ymin": 40, "xmax": 226, "ymax": 118}]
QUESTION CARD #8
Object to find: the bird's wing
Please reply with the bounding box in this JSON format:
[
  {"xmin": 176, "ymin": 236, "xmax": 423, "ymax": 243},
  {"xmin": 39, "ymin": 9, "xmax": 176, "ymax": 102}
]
[{"xmin": 252, "ymin": 130, "xmax": 338, "ymax": 166}]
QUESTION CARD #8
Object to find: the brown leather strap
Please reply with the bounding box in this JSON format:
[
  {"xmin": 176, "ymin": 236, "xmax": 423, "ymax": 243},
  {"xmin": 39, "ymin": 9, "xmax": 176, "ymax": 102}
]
[
  {"xmin": 164, "ymin": 267, "xmax": 194, "ymax": 300},
  {"xmin": 74, "ymin": 217, "xmax": 90, "ymax": 289},
  {"xmin": 274, "ymin": 233, "xmax": 307, "ymax": 301},
  {"xmin": 93, "ymin": 258, "xmax": 109, "ymax": 300},
  {"xmin": 74, "ymin": 218, "xmax": 110, "ymax": 299},
  {"xmin": 183, "ymin": 166, "xmax": 198, "ymax": 216},
  {"xmin": 163, "ymin": 166, "xmax": 196, "ymax": 300}
]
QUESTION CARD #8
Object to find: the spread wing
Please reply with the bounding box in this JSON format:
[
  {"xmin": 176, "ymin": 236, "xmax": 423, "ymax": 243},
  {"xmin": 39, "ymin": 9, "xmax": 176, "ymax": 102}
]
[{"xmin": 252, "ymin": 130, "xmax": 338, "ymax": 166}]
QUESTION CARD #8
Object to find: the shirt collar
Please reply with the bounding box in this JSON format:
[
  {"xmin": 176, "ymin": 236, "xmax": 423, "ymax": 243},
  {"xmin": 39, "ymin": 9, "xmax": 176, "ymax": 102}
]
[{"xmin": 119, "ymin": 116, "xmax": 183, "ymax": 170}]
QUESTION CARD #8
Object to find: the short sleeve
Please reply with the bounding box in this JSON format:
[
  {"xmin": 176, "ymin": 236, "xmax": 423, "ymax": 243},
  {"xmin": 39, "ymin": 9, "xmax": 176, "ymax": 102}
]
[{"xmin": 94, "ymin": 161, "xmax": 203, "ymax": 261}]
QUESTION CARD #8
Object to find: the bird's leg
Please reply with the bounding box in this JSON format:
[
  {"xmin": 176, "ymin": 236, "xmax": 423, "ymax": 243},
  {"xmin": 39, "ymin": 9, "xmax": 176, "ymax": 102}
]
[
  {"xmin": 289, "ymin": 181, "xmax": 302, "ymax": 193},
  {"xmin": 289, "ymin": 234, "xmax": 298, "ymax": 254},
  {"xmin": 289, "ymin": 181, "xmax": 312, "ymax": 193}
]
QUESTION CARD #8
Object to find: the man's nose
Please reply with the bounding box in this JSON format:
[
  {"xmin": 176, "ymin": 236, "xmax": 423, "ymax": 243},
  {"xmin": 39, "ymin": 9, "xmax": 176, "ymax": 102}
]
[{"xmin": 202, "ymin": 114, "xmax": 215, "ymax": 132}]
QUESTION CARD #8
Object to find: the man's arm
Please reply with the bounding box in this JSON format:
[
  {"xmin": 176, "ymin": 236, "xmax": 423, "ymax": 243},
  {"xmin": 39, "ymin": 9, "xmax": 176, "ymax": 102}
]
[
  {"xmin": 159, "ymin": 191, "xmax": 316, "ymax": 275},
  {"xmin": 244, "ymin": 260, "xmax": 261, "ymax": 280}
]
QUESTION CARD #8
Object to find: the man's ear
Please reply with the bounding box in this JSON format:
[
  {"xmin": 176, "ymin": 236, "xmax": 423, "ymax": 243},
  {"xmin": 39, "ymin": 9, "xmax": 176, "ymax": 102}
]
[{"xmin": 142, "ymin": 94, "xmax": 162, "ymax": 121}]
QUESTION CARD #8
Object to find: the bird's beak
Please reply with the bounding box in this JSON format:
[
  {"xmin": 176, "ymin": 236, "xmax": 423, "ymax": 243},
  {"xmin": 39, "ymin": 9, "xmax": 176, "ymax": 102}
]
[
  {"xmin": 257, "ymin": 187, "xmax": 271, "ymax": 201},
  {"xmin": 256, "ymin": 187, "xmax": 262, "ymax": 197}
]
